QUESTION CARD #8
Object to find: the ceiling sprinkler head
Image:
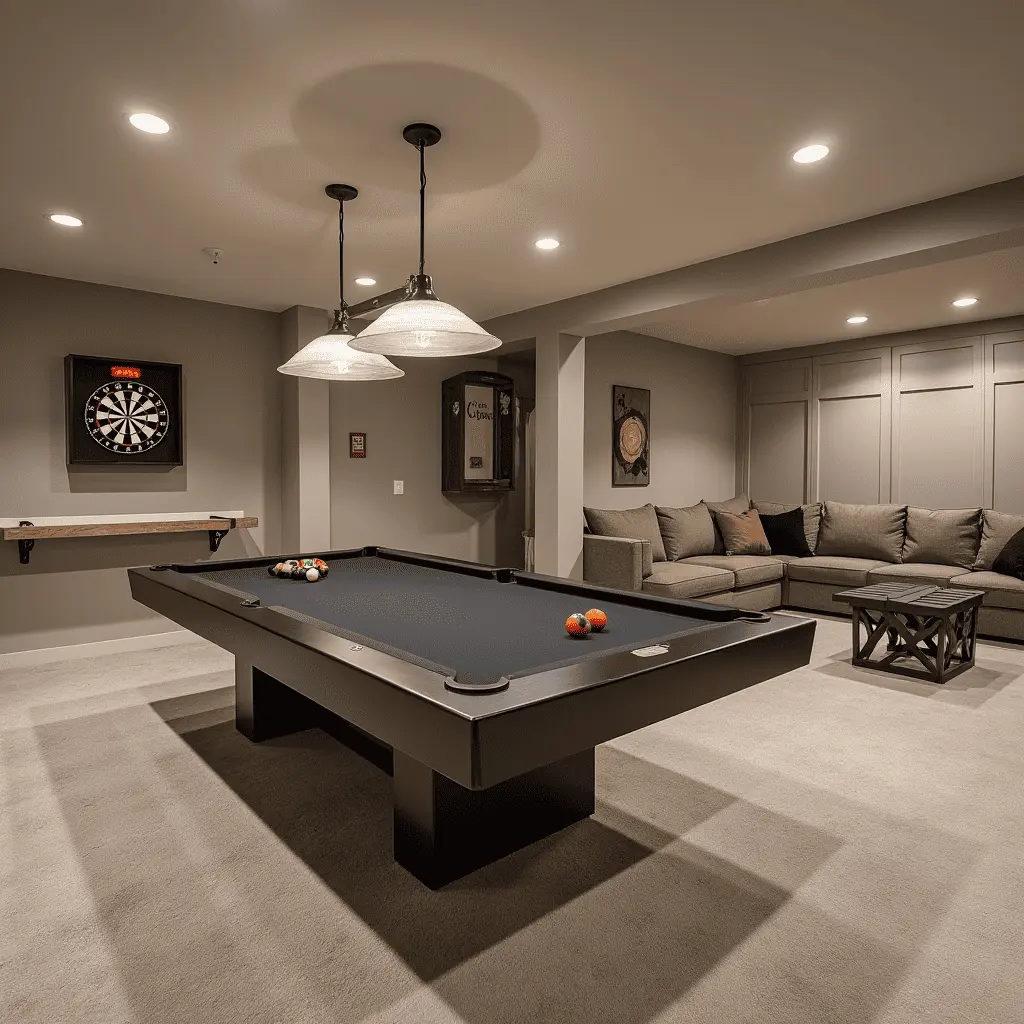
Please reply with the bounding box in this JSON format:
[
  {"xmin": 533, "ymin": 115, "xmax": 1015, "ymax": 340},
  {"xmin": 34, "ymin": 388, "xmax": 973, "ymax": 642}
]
[{"xmin": 202, "ymin": 247, "xmax": 224, "ymax": 265}]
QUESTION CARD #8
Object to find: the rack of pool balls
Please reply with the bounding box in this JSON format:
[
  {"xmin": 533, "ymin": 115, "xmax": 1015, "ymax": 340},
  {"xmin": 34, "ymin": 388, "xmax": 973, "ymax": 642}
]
[
  {"xmin": 565, "ymin": 608, "xmax": 608, "ymax": 637},
  {"xmin": 269, "ymin": 557, "xmax": 330, "ymax": 582}
]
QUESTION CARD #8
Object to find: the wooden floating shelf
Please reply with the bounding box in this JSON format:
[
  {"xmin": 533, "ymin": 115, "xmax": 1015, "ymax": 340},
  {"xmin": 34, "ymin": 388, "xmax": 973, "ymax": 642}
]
[{"xmin": 3, "ymin": 516, "xmax": 258, "ymax": 564}]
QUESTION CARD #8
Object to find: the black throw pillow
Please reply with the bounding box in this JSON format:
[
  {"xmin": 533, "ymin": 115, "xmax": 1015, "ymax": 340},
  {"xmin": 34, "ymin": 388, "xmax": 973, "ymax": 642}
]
[
  {"xmin": 992, "ymin": 526, "xmax": 1024, "ymax": 580},
  {"xmin": 759, "ymin": 507, "xmax": 813, "ymax": 557}
]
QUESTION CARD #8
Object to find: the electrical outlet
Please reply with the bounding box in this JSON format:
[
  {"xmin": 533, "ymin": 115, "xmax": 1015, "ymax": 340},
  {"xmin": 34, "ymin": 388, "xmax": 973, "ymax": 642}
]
[{"xmin": 393, "ymin": 480, "xmax": 404, "ymax": 495}]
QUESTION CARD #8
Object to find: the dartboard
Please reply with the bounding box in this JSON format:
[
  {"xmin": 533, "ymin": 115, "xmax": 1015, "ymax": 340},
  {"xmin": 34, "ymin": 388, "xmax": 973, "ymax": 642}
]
[{"xmin": 84, "ymin": 381, "xmax": 170, "ymax": 454}]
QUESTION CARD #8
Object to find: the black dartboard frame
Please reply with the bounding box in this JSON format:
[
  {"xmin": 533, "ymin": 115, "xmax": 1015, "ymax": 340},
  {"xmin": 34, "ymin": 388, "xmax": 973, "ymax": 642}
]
[{"xmin": 65, "ymin": 354, "xmax": 184, "ymax": 466}]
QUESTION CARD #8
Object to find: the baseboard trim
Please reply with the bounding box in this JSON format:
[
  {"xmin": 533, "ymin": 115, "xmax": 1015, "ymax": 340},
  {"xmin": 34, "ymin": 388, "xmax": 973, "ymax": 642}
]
[{"xmin": 0, "ymin": 630, "xmax": 200, "ymax": 671}]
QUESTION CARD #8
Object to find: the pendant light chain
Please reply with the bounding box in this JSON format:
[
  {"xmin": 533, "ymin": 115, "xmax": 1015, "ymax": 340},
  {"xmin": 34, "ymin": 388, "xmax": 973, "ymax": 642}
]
[
  {"xmin": 418, "ymin": 140, "xmax": 426, "ymax": 277},
  {"xmin": 338, "ymin": 198, "xmax": 347, "ymax": 323}
]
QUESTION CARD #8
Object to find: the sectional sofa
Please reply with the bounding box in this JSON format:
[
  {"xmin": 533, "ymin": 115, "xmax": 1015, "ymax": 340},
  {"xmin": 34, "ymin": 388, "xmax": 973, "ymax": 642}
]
[{"xmin": 582, "ymin": 499, "xmax": 1024, "ymax": 642}]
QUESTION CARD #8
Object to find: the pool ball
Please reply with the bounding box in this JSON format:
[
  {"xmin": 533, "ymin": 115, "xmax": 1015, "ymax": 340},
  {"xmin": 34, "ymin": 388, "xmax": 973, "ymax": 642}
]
[
  {"xmin": 268, "ymin": 563, "xmax": 281, "ymax": 576},
  {"xmin": 305, "ymin": 568, "xmax": 320, "ymax": 582},
  {"xmin": 566, "ymin": 613, "xmax": 591, "ymax": 637},
  {"xmin": 585, "ymin": 608, "xmax": 608, "ymax": 632}
]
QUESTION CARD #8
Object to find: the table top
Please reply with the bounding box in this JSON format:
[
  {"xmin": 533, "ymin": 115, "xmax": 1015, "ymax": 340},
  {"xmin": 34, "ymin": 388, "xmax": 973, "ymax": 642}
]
[
  {"xmin": 166, "ymin": 550, "xmax": 759, "ymax": 689},
  {"xmin": 834, "ymin": 581, "xmax": 985, "ymax": 613}
]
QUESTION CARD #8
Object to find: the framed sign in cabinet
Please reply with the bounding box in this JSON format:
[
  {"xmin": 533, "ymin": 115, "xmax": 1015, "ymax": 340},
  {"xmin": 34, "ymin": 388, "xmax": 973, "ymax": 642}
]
[{"xmin": 441, "ymin": 371, "xmax": 515, "ymax": 493}]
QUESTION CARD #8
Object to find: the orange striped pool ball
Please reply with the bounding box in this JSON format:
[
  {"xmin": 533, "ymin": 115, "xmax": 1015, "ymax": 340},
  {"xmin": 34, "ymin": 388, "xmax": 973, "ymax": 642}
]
[
  {"xmin": 565, "ymin": 613, "xmax": 591, "ymax": 637},
  {"xmin": 585, "ymin": 608, "xmax": 608, "ymax": 632}
]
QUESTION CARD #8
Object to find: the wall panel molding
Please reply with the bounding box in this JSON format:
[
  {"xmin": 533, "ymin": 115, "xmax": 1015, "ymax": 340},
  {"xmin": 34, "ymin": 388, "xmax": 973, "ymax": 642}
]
[{"xmin": 985, "ymin": 330, "xmax": 1024, "ymax": 512}]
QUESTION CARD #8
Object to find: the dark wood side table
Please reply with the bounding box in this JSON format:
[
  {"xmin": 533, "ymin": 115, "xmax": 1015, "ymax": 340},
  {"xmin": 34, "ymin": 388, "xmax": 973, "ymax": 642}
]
[{"xmin": 834, "ymin": 582, "xmax": 984, "ymax": 684}]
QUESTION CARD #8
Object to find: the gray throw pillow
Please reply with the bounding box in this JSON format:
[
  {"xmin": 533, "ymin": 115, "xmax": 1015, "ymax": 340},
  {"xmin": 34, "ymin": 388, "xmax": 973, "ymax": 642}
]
[
  {"xmin": 976, "ymin": 510, "xmax": 1024, "ymax": 570},
  {"xmin": 655, "ymin": 504, "xmax": 716, "ymax": 561},
  {"xmin": 816, "ymin": 501, "xmax": 907, "ymax": 562},
  {"xmin": 703, "ymin": 495, "xmax": 750, "ymax": 555},
  {"xmin": 903, "ymin": 507, "xmax": 981, "ymax": 568},
  {"xmin": 583, "ymin": 503, "xmax": 667, "ymax": 562},
  {"xmin": 752, "ymin": 499, "xmax": 822, "ymax": 553}
]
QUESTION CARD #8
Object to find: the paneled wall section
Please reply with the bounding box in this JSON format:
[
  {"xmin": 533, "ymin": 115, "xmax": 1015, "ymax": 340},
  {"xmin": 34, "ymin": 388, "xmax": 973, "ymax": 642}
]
[{"xmin": 739, "ymin": 329, "xmax": 1023, "ymax": 511}]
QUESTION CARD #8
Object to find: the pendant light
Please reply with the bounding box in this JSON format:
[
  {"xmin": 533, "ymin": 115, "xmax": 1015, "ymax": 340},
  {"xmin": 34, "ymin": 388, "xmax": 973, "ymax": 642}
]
[
  {"xmin": 278, "ymin": 185, "xmax": 404, "ymax": 381},
  {"xmin": 349, "ymin": 124, "xmax": 502, "ymax": 358}
]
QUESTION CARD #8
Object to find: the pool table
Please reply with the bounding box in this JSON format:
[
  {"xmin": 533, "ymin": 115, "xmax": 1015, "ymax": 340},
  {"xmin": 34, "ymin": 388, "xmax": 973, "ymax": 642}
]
[{"xmin": 129, "ymin": 547, "xmax": 815, "ymax": 887}]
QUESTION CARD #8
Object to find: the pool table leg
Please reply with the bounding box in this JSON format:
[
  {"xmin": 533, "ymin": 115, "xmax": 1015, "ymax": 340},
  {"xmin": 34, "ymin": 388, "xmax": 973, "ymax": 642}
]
[
  {"xmin": 392, "ymin": 747, "xmax": 596, "ymax": 888},
  {"xmin": 235, "ymin": 660, "xmax": 317, "ymax": 742}
]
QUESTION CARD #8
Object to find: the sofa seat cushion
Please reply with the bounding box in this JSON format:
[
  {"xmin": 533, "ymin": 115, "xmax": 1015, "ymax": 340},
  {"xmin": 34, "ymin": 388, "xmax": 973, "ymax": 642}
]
[
  {"xmin": 786, "ymin": 556, "xmax": 890, "ymax": 586},
  {"xmin": 867, "ymin": 562, "xmax": 964, "ymax": 586},
  {"xmin": 642, "ymin": 561, "xmax": 735, "ymax": 600},
  {"xmin": 949, "ymin": 571, "xmax": 1024, "ymax": 610},
  {"xmin": 682, "ymin": 554, "xmax": 784, "ymax": 588},
  {"xmin": 584, "ymin": 503, "xmax": 667, "ymax": 562},
  {"xmin": 816, "ymin": 502, "xmax": 907, "ymax": 562}
]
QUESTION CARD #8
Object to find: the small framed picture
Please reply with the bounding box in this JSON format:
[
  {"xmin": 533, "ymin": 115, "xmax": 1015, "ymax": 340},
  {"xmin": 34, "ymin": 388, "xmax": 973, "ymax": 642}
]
[{"xmin": 349, "ymin": 432, "xmax": 366, "ymax": 458}]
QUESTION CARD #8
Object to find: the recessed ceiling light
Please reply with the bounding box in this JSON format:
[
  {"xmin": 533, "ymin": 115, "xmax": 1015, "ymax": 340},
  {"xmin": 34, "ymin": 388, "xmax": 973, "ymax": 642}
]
[
  {"xmin": 128, "ymin": 112, "xmax": 171, "ymax": 134},
  {"xmin": 846, "ymin": 315, "xmax": 868, "ymax": 324},
  {"xmin": 535, "ymin": 237, "xmax": 560, "ymax": 250},
  {"xmin": 354, "ymin": 277, "xmax": 376, "ymax": 287},
  {"xmin": 49, "ymin": 213, "xmax": 83, "ymax": 227},
  {"xmin": 793, "ymin": 143, "xmax": 830, "ymax": 164},
  {"xmin": 952, "ymin": 296, "xmax": 978, "ymax": 307}
]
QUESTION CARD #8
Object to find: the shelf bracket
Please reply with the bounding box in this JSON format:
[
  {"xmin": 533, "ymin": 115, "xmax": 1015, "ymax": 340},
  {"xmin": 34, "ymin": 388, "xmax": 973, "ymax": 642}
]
[
  {"xmin": 208, "ymin": 516, "xmax": 237, "ymax": 553},
  {"xmin": 18, "ymin": 521, "xmax": 35, "ymax": 564}
]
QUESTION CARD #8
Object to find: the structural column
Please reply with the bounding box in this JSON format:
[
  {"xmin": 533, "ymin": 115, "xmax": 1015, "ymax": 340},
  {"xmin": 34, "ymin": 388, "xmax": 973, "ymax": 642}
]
[
  {"xmin": 533, "ymin": 332, "xmax": 585, "ymax": 578},
  {"xmin": 279, "ymin": 306, "xmax": 332, "ymax": 551}
]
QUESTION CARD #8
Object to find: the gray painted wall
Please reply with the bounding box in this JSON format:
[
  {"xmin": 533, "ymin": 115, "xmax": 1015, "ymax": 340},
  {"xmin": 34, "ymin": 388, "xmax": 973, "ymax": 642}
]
[
  {"xmin": 584, "ymin": 332, "xmax": 739, "ymax": 510},
  {"xmin": 328, "ymin": 355, "xmax": 509, "ymax": 563},
  {"xmin": 738, "ymin": 319, "xmax": 1024, "ymax": 511},
  {"xmin": 0, "ymin": 270, "xmax": 282, "ymax": 654}
]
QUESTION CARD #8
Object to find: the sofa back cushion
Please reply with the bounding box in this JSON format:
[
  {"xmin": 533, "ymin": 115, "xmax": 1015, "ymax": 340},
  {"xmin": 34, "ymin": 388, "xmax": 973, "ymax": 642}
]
[
  {"xmin": 752, "ymin": 500, "xmax": 822, "ymax": 553},
  {"xmin": 713, "ymin": 509, "xmax": 772, "ymax": 556},
  {"xmin": 703, "ymin": 495, "xmax": 750, "ymax": 554},
  {"xmin": 992, "ymin": 527, "xmax": 1024, "ymax": 581},
  {"xmin": 902, "ymin": 507, "xmax": 981, "ymax": 568},
  {"xmin": 759, "ymin": 507, "xmax": 814, "ymax": 557},
  {"xmin": 583, "ymin": 503, "xmax": 667, "ymax": 562},
  {"xmin": 976, "ymin": 510, "xmax": 1024, "ymax": 570},
  {"xmin": 655, "ymin": 503, "xmax": 716, "ymax": 560},
  {"xmin": 816, "ymin": 501, "xmax": 907, "ymax": 562}
]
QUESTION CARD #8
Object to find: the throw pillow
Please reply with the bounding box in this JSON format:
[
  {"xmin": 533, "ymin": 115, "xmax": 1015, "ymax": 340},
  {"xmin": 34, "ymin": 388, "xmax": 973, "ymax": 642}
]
[
  {"xmin": 993, "ymin": 527, "xmax": 1024, "ymax": 580},
  {"xmin": 816, "ymin": 502, "xmax": 907, "ymax": 562},
  {"xmin": 976, "ymin": 510, "xmax": 1024, "ymax": 570},
  {"xmin": 583, "ymin": 503, "xmax": 667, "ymax": 562},
  {"xmin": 759, "ymin": 507, "xmax": 813, "ymax": 557},
  {"xmin": 713, "ymin": 509, "xmax": 771, "ymax": 556},
  {"xmin": 752, "ymin": 499, "xmax": 822, "ymax": 553},
  {"xmin": 902, "ymin": 507, "xmax": 981, "ymax": 568},
  {"xmin": 655, "ymin": 503, "xmax": 716, "ymax": 561},
  {"xmin": 703, "ymin": 495, "xmax": 751, "ymax": 554}
]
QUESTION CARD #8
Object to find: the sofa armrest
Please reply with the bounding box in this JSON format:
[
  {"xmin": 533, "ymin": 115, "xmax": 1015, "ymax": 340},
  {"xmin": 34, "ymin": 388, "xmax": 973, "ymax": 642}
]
[{"xmin": 583, "ymin": 535, "xmax": 652, "ymax": 591}]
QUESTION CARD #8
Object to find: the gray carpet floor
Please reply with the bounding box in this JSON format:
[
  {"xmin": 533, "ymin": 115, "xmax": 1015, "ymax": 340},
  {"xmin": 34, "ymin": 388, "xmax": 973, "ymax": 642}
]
[{"xmin": 2, "ymin": 613, "xmax": 1022, "ymax": 1024}]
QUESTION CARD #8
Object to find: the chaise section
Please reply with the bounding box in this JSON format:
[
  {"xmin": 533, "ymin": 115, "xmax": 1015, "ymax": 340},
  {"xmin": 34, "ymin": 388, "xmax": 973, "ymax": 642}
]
[
  {"xmin": 786, "ymin": 556, "xmax": 890, "ymax": 587},
  {"xmin": 642, "ymin": 562, "xmax": 735, "ymax": 600},
  {"xmin": 949, "ymin": 571, "xmax": 1024, "ymax": 610},
  {"xmin": 868, "ymin": 563, "xmax": 965, "ymax": 586}
]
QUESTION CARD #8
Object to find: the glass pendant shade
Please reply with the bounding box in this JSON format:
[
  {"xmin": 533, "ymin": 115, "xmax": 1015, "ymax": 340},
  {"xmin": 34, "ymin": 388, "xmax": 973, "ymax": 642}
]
[
  {"xmin": 350, "ymin": 276, "xmax": 501, "ymax": 357},
  {"xmin": 277, "ymin": 313, "xmax": 404, "ymax": 380}
]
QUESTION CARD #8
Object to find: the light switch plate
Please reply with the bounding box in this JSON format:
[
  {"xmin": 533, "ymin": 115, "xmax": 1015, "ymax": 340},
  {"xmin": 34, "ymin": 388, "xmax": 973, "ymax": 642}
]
[{"xmin": 393, "ymin": 480, "xmax": 404, "ymax": 495}]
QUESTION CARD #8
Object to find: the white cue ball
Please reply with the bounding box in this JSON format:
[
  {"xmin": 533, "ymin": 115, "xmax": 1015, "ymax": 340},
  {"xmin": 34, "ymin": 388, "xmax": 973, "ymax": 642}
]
[{"xmin": 305, "ymin": 568, "xmax": 320, "ymax": 582}]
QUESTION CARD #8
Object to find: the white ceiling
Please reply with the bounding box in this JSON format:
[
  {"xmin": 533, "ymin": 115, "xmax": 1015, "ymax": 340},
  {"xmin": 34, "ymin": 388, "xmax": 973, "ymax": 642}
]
[
  {"xmin": 635, "ymin": 246, "xmax": 1024, "ymax": 354},
  {"xmin": 2, "ymin": 0, "xmax": 1024, "ymax": 336}
]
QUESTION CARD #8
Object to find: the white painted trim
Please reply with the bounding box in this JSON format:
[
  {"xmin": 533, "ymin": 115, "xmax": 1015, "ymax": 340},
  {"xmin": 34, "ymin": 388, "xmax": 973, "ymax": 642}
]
[
  {"xmin": 0, "ymin": 510, "xmax": 246, "ymax": 528},
  {"xmin": 0, "ymin": 629, "xmax": 202, "ymax": 671}
]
